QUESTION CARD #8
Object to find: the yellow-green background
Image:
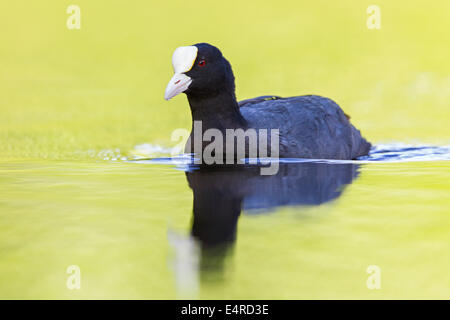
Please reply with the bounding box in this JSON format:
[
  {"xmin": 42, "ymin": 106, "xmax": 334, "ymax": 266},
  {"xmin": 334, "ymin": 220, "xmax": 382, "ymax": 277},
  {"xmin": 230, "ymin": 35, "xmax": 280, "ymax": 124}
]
[{"xmin": 0, "ymin": 1, "xmax": 449, "ymax": 299}]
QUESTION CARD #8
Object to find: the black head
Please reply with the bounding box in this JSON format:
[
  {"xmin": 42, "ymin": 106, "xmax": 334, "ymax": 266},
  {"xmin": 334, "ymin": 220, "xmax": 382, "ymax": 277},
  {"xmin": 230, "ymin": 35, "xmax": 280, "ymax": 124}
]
[
  {"xmin": 164, "ymin": 43, "xmax": 236, "ymax": 101},
  {"xmin": 185, "ymin": 43, "xmax": 235, "ymax": 98}
]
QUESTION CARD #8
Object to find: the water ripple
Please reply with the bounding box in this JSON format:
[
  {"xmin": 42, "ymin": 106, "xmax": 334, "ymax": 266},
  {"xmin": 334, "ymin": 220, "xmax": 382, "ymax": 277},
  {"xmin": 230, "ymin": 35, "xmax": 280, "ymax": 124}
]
[{"xmin": 125, "ymin": 143, "xmax": 450, "ymax": 167}]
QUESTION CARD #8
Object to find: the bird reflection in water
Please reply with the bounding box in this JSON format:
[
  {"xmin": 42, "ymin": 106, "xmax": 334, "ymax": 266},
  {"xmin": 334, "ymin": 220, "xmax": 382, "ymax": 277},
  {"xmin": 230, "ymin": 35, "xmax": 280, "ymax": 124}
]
[{"xmin": 169, "ymin": 162, "xmax": 360, "ymax": 297}]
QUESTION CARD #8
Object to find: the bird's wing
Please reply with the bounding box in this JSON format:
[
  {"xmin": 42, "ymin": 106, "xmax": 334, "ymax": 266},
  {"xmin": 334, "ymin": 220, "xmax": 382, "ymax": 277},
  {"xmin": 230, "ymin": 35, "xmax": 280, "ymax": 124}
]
[{"xmin": 238, "ymin": 95, "xmax": 282, "ymax": 108}]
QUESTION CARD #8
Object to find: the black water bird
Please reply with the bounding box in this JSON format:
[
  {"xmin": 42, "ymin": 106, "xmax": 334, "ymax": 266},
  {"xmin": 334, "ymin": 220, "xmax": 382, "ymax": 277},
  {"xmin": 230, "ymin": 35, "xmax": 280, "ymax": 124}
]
[{"xmin": 165, "ymin": 43, "xmax": 371, "ymax": 160}]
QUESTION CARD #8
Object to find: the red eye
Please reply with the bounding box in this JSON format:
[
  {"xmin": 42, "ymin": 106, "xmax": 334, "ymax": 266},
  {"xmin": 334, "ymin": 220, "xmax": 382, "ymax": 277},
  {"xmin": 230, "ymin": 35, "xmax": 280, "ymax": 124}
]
[{"xmin": 198, "ymin": 59, "xmax": 206, "ymax": 67}]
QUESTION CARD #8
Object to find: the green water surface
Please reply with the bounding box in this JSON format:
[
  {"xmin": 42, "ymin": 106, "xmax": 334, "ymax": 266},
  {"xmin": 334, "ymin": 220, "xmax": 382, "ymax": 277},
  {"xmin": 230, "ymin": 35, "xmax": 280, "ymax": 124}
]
[{"xmin": 1, "ymin": 1, "xmax": 449, "ymax": 299}]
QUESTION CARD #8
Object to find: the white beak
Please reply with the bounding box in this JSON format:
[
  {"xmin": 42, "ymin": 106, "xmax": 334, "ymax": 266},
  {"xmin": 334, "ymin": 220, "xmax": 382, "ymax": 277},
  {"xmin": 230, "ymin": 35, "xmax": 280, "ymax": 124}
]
[
  {"xmin": 164, "ymin": 73, "xmax": 192, "ymax": 100},
  {"xmin": 164, "ymin": 45, "xmax": 198, "ymax": 101}
]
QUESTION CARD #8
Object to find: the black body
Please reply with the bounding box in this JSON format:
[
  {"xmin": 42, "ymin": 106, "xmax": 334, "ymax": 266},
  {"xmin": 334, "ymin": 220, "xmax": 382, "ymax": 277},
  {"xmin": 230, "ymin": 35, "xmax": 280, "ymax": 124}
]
[{"xmin": 183, "ymin": 43, "xmax": 371, "ymax": 160}]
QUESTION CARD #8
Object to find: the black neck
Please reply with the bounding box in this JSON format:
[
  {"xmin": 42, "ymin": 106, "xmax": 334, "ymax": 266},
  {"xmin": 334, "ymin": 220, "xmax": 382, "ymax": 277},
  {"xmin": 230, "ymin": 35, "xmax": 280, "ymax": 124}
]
[{"xmin": 187, "ymin": 91, "xmax": 247, "ymax": 130}]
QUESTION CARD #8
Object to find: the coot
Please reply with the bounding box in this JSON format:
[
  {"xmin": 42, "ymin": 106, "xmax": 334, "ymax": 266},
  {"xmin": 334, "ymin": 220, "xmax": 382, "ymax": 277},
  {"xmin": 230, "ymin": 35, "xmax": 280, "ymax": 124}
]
[{"xmin": 164, "ymin": 43, "xmax": 371, "ymax": 160}]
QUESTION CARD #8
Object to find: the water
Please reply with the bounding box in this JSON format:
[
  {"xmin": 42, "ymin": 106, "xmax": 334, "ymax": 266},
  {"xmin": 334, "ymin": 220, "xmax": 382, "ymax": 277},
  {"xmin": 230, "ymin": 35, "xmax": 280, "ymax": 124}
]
[
  {"xmin": 0, "ymin": 144, "xmax": 448, "ymax": 299},
  {"xmin": 2, "ymin": 0, "xmax": 450, "ymax": 300},
  {"xmin": 130, "ymin": 143, "xmax": 450, "ymax": 165}
]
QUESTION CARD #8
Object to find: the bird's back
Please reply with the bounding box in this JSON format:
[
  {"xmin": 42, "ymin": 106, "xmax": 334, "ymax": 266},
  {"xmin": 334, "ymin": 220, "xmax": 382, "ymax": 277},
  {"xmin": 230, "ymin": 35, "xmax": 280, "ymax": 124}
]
[{"xmin": 239, "ymin": 95, "xmax": 371, "ymax": 159}]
